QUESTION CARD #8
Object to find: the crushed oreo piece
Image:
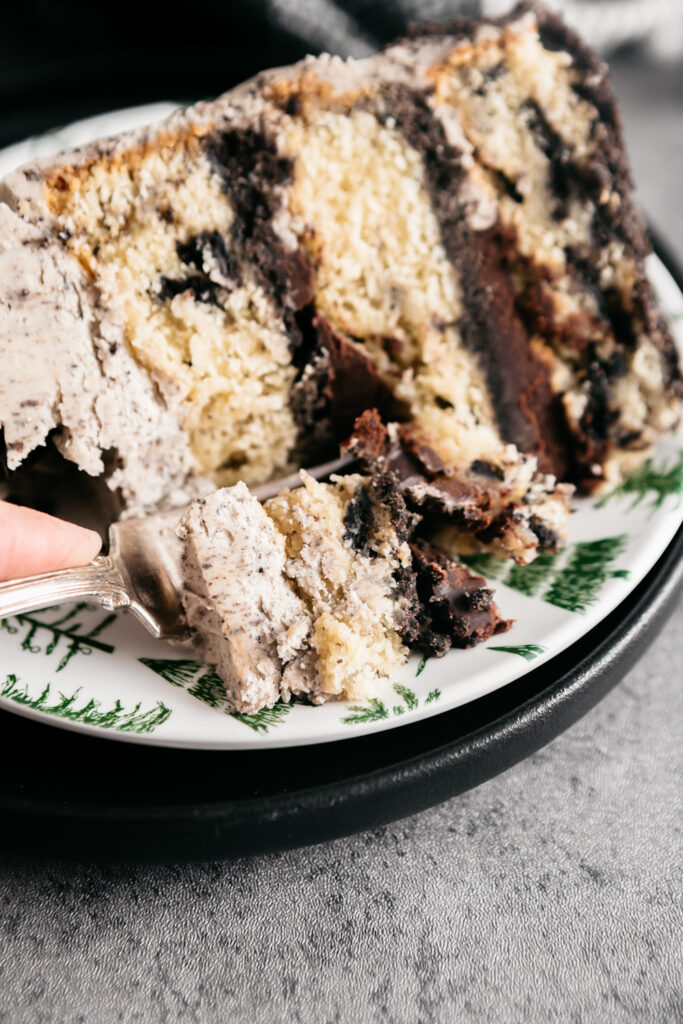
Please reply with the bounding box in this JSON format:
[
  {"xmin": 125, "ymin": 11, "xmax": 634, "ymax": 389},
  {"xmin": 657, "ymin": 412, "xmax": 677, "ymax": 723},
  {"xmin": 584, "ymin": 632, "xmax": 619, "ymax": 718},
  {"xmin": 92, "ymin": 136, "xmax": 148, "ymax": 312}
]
[
  {"xmin": 528, "ymin": 514, "xmax": 559, "ymax": 552},
  {"xmin": 580, "ymin": 362, "xmax": 617, "ymax": 445},
  {"xmin": 176, "ymin": 230, "xmax": 242, "ymax": 289},
  {"xmin": 599, "ymin": 349, "xmax": 628, "ymax": 380},
  {"xmin": 491, "ymin": 169, "xmax": 524, "ymax": 204},
  {"xmin": 523, "ymin": 99, "xmax": 576, "ymax": 218},
  {"xmin": 158, "ymin": 275, "xmax": 222, "ymax": 306},
  {"xmin": 343, "ymin": 484, "xmax": 374, "ymax": 553},
  {"xmin": 408, "ymin": 540, "xmax": 511, "ymax": 653},
  {"xmin": 343, "ymin": 472, "xmax": 419, "ymax": 557},
  {"xmin": 205, "ymin": 127, "xmax": 313, "ymax": 317}
]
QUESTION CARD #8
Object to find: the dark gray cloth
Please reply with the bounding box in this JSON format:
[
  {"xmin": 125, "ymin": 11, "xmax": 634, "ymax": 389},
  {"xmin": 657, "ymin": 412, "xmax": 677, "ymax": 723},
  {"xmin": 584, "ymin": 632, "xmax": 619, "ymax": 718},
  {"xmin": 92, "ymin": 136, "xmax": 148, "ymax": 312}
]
[{"xmin": 0, "ymin": 44, "xmax": 681, "ymax": 1024}]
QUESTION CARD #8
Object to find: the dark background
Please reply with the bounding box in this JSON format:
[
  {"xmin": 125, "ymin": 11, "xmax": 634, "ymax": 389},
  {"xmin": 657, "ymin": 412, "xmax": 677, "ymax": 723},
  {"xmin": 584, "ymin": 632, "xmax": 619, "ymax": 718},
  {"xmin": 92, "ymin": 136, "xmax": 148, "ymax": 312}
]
[
  {"xmin": 0, "ymin": 0, "xmax": 418, "ymax": 147},
  {"xmin": 0, "ymin": 1, "xmax": 310, "ymax": 147}
]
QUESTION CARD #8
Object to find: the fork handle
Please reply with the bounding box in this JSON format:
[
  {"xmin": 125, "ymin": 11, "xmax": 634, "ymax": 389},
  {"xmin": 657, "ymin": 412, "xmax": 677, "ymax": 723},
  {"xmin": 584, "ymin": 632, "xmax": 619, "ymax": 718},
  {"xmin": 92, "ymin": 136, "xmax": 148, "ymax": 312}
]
[{"xmin": 0, "ymin": 555, "xmax": 131, "ymax": 619}]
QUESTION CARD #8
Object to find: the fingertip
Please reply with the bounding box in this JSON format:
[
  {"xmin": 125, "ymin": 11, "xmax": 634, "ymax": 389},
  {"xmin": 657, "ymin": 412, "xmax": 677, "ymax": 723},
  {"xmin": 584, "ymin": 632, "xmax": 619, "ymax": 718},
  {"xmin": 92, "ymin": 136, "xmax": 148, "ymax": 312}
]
[
  {"xmin": 0, "ymin": 501, "xmax": 103, "ymax": 580},
  {"xmin": 77, "ymin": 527, "xmax": 103, "ymax": 565},
  {"xmin": 51, "ymin": 521, "xmax": 103, "ymax": 571}
]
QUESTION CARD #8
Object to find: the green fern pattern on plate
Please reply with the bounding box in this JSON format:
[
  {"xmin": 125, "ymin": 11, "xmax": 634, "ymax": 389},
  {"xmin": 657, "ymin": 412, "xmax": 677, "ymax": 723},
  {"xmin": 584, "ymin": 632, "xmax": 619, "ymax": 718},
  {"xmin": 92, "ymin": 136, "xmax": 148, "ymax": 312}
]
[
  {"xmin": 504, "ymin": 553, "xmax": 558, "ymax": 597},
  {"xmin": 462, "ymin": 534, "xmax": 628, "ymax": 612},
  {"xmin": 0, "ymin": 673, "xmax": 171, "ymax": 733},
  {"xmin": 596, "ymin": 451, "xmax": 683, "ymax": 512},
  {"xmin": 342, "ymin": 683, "xmax": 441, "ymax": 726},
  {"xmin": 341, "ymin": 697, "xmax": 391, "ymax": 725},
  {"xmin": 186, "ymin": 668, "xmax": 226, "ymax": 709},
  {"xmin": 137, "ymin": 658, "xmax": 200, "ymax": 688},
  {"xmin": 543, "ymin": 536, "xmax": 629, "ymax": 612},
  {"xmin": 393, "ymin": 683, "xmax": 419, "ymax": 711},
  {"xmin": 488, "ymin": 644, "xmax": 546, "ymax": 661},
  {"xmin": 231, "ymin": 703, "xmax": 292, "ymax": 734},
  {"xmin": 1, "ymin": 603, "xmax": 116, "ymax": 671}
]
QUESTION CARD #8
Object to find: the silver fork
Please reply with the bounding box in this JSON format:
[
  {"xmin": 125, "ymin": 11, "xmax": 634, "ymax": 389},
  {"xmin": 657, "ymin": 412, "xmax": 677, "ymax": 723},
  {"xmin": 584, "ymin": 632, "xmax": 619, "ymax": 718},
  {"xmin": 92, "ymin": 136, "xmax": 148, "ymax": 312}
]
[{"xmin": 0, "ymin": 455, "xmax": 355, "ymax": 640}]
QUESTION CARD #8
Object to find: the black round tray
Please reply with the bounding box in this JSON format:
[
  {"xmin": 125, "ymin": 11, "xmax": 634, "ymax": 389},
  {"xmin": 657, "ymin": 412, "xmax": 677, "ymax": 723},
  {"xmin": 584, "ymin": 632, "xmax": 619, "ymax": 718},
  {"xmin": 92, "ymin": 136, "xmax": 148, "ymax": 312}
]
[{"xmin": 1, "ymin": 524, "xmax": 681, "ymax": 863}]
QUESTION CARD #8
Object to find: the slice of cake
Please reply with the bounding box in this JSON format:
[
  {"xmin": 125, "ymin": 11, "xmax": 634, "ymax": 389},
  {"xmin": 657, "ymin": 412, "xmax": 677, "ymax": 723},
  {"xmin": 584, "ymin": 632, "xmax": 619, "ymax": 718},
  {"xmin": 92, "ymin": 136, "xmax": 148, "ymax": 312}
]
[
  {"xmin": 177, "ymin": 473, "xmax": 510, "ymax": 711},
  {"xmin": 1, "ymin": 2, "xmax": 679, "ymax": 554}
]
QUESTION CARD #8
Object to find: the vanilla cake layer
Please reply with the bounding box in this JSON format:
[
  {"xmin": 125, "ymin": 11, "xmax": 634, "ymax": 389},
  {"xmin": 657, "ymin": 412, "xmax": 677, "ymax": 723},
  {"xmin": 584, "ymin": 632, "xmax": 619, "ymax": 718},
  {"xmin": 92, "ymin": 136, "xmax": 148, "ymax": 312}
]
[
  {"xmin": 178, "ymin": 473, "xmax": 509, "ymax": 710},
  {"xmin": 0, "ymin": 2, "xmax": 680, "ymax": 553}
]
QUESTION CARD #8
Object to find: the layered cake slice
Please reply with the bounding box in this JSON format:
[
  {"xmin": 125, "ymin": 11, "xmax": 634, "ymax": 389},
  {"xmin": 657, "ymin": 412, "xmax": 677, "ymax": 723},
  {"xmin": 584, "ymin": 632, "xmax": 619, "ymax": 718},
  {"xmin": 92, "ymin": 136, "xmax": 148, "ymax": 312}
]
[
  {"xmin": 177, "ymin": 473, "xmax": 510, "ymax": 711},
  {"xmin": 1, "ymin": 2, "xmax": 679, "ymax": 548}
]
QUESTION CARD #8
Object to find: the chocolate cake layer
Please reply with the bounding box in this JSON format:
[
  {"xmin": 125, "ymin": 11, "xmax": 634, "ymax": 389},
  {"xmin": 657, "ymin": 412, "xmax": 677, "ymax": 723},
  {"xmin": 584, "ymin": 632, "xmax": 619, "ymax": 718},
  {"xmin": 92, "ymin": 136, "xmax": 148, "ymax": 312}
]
[
  {"xmin": 410, "ymin": 540, "xmax": 512, "ymax": 654},
  {"xmin": 410, "ymin": 2, "xmax": 681, "ymax": 488}
]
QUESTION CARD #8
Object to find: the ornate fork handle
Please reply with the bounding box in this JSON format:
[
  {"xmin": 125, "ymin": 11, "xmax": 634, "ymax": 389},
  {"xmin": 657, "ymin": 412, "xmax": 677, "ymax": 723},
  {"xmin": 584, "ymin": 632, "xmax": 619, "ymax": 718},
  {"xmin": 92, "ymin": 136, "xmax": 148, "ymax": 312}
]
[{"xmin": 0, "ymin": 556, "xmax": 130, "ymax": 620}]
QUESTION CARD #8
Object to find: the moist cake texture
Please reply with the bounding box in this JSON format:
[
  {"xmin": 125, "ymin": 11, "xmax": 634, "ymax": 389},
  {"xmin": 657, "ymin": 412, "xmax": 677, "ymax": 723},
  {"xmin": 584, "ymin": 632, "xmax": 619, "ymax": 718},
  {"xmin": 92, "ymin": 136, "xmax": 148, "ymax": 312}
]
[
  {"xmin": 1, "ymin": 1, "xmax": 679, "ymax": 534},
  {"xmin": 178, "ymin": 473, "xmax": 509, "ymax": 710}
]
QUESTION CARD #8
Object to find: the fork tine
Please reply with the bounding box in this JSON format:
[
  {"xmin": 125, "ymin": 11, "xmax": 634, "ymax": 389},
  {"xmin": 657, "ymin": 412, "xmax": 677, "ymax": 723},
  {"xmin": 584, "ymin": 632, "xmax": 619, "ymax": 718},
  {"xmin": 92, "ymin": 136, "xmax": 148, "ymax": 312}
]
[{"xmin": 250, "ymin": 453, "xmax": 357, "ymax": 502}]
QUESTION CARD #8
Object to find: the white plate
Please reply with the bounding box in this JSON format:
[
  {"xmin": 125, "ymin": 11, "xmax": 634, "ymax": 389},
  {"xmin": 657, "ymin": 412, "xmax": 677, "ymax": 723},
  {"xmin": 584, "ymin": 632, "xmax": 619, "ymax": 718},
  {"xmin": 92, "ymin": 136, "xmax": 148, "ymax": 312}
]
[{"xmin": 1, "ymin": 107, "xmax": 682, "ymax": 750}]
